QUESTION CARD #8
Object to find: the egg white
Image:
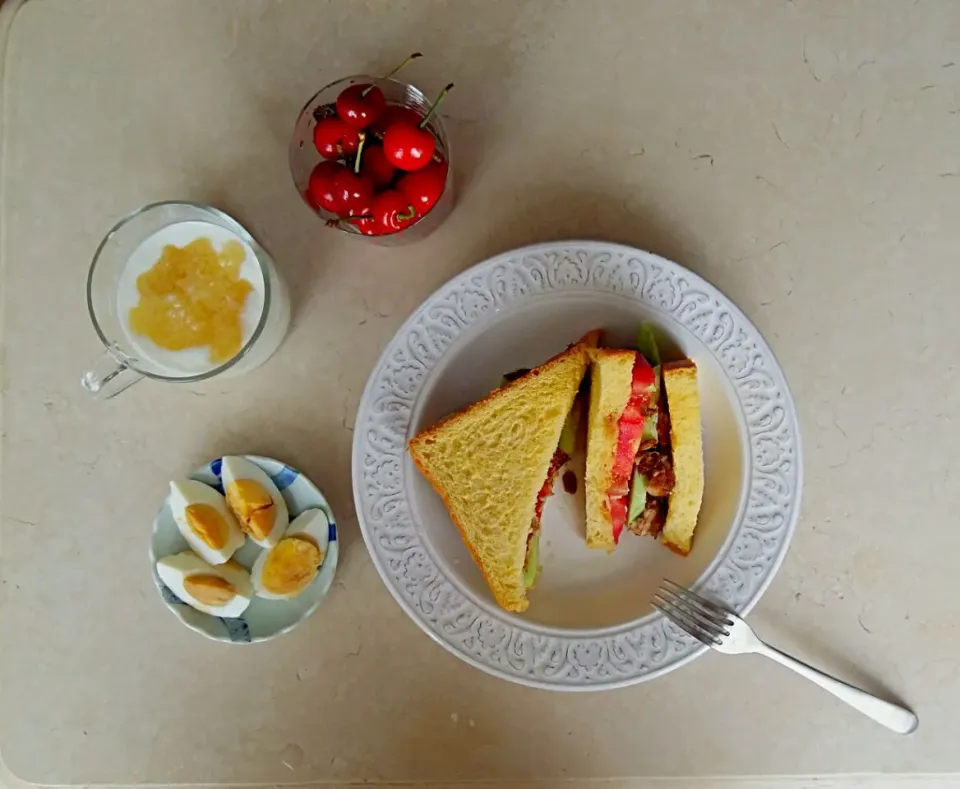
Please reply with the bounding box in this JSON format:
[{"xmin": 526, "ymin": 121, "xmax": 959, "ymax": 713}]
[
  {"xmin": 156, "ymin": 550, "xmax": 253, "ymax": 617},
  {"xmin": 168, "ymin": 479, "xmax": 246, "ymax": 564},
  {"xmin": 251, "ymin": 508, "xmax": 330, "ymax": 600},
  {"xmin": 220, "ymin": 456, "xmax": 289, "ymax": 547}
]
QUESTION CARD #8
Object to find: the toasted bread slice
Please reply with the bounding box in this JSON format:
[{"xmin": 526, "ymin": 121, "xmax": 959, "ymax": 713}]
[
  {"xmin": 584, "ymin": 348, "xmax": 636, "ymax": 552},
  {"xmin": 409, "ymin": 332, "xmax": 598, "ymax": 612},
  {"xmin": 660, "ymin": 360, "xmax": 704, "ymax": 555}
]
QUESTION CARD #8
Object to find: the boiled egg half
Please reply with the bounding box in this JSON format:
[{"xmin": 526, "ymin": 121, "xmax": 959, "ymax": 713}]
[
  {"xmin": 251, "ymin": 508, "xmax": 329, "ymax": 599},
  {"xmin": 169, "ymin": 479, "xmax": 245, "ymax": 564},
  {"xmin": 156, "ymin": 550, "xmax": 253, "ymax": 617},
  {"xmin": 220, "ymin": 456, "xmax": 289, "ymax": 548}
]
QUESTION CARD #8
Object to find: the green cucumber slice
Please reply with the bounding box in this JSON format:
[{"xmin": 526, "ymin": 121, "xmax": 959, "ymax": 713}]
[
  {"xmin": 627, "ymin": 469, "xmax": 648, "ymax": 524},
  {"xmin": 641, "ymin": 365, "xmax": 660, "ymax": 442},
  {"xmin": 637, "ymin": 324, "xmax": 661, "ymax": 367}
]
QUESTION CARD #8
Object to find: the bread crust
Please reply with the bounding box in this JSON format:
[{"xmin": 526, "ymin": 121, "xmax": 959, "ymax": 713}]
[
  {"xmin": 660, "ymin": 360, "xmax": 704, "ymax": 555},
  {"xmin": 410, "ymin": 331, "xmax": 600, "ymax": 448}
]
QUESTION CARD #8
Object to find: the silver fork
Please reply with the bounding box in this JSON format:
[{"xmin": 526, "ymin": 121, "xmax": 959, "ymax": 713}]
[{"xmin": 654, "ymin": 580, "xmax": 918, "ymax": 734}]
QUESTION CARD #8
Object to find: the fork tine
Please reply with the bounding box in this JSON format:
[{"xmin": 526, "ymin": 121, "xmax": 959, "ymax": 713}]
[
  {"xmin": 653, "ymin": 599, "xmax": 720, "ymax": 647},
  {"xmin": 655, "ymin": 586, "xmax": 730, "ymax": 635},
  {"xmin": 660, "ymin": 579, "xmax": 728, "ymax": 613},
  {"xmin": 660, "ymin": 580, "xmax": 733, "ymax": 626},
  {"xmin": 652, "ymin": 595, "xmax": 722, "ymax": 646},
  {"xmin": 657, "ymin": 587, "xmax": 731, "ymax": 632},
  {"xmin": 652, "ymin": 598, "xmax": 713, "ymax": 644},
  {"xmin": 654, "ymin": 592, "xmax": 727, "ymax": 639}
]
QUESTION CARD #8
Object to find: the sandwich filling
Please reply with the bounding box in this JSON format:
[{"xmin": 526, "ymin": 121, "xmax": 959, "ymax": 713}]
[
  {"xmin": 626, "ymin": 332, "xmax": 677, "ymax": 538},
  {"xmin": 535, "ymin": 449, "xmax": 570, "ymax": 526},
  {"xmin": 524, "ymin": 447, "xmax": 569, "ymax": 585},
  {"xmin": 607, "ymin": 355, "xmax": 657, "ymax": 543}
]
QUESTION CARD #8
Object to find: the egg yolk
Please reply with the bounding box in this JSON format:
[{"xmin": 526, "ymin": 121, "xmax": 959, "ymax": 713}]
[
  {"xmin": 128, "ymin": 237, "xmax": 253, "ymax": 364},
  {"xmin": 225, "ymin": 480, "xmax": 275, "ymax": 541},
  {"xmin": 261, "ymin": 536, "xmax": 322, "ymax": 597},
  {"xmin": 184, "ymin": 504, "xmax": 228, "ymax": 549},
  {"xmin": 184, "ymin": 574, "xmax": 236, "ymax": 606}
]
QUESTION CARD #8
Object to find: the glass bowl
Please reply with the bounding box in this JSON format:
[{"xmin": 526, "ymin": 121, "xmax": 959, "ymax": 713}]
[{"xmin": 290, "ymin": 75, "xmax": 454, "ymax": 246}]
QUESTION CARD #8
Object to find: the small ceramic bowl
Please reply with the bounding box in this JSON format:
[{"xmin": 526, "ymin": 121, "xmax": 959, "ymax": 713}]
[{"xmin": 149, "ymin": 455, "xmax": 339, "ymax": 643}]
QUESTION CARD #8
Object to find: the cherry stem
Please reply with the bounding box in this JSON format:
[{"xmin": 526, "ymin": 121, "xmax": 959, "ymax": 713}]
[
  {"xmin": 353, "ymin": 132, "xmax": 367, "ymax": 174},
  {"xmin": 361, "ymin": 52, "xmax": 423, "ymax": 97},
  {"xmin": 419, "ymin": 83, "xmax": 454, "ymax": 129},
  {"xmin": 398, "ymin": 206, "xmax": 417, "ymax": 222}
]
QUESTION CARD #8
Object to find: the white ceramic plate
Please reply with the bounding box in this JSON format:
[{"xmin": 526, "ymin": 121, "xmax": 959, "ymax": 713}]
[
  {"xmin": 149, "ymin": 455, "xmax": 339, "ymax": 643},
  {"xmin": 352, "ymin": 241, "xmax": 801, "ymax": 689}
]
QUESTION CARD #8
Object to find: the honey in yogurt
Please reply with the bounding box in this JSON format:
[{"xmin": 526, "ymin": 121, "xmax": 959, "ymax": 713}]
[{"xmin": 128, "ymin": 237, "xmax": 253, "ymax": 364}]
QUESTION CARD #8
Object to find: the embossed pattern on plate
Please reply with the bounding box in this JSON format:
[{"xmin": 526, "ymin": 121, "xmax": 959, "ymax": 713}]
[{"xmin": 352, "ymin": 242, "xmax": 802, "ymax": 689}]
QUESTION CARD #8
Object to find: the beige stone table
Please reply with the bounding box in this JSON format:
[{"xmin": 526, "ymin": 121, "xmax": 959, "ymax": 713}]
[{"xmin": 2, "ymin": 1, "xmax": 960, "ymax": 786}]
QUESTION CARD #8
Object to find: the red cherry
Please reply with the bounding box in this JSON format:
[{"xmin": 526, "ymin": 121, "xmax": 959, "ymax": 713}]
[
  {"xmin": 334, "ymin": 54, "xmax": 423, "ymax": 129},
  {"xmin": 382, "ymin": 122, "xmax": 436, "ymax": 171},
  {"xmin": 332, "ymin": 169, "xmax": 374, "ymax": 214},
  {"xmin": 372, "ymin": 190, "xmax": 418, "ymax": 233},
  {"xmin": 397, "ymin": 160, "xmax": 447, "ymax": 214},
  {"xmin": 359, "ymin": 144, "xmax": 395, "ymax": 188},
  {"xmin": 352, "ymin": 215, "xmax": 385, "ymax": 236},
  {"xmin": 381, "ymin": 82, "xmax": 453, "ymax": 172},
  {"xmin": 371, "ymin": 105, "xmax": 423, "ymax": 137},
  {"xmin": 326, "ymin": 214, "xmax": 382, "ymax": 236},
  {"xmin": 313, "ymin": 117, "xmax": 361, "ymax": 159},
  {"xmin": 336, "ymin": 84, "xmax": 387, "ymax": 129},
  {"xmin": 337, "ymin": 197, "xmax": 373, "ymax": 219},
  {"xmin": 308, "ymin": 160, "xmax": 347, "ymax": 213}
]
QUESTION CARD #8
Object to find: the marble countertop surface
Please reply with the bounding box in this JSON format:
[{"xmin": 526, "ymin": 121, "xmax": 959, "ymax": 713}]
[{"xmin": 2, "ymin": 0, "xmax": 959, "ymax": 786}]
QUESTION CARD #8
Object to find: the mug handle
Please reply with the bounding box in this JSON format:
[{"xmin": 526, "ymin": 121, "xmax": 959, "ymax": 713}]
[{"xmin": 80, "ymin": 349, "xmax": 143, "ymax": 399}]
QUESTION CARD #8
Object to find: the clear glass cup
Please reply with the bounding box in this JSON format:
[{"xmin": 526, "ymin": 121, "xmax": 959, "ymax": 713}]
[
  {"xmin": 82, "ymin": 201, "xmax": 291, "ymax": 399},
  {"xmin": 289, "ymin": 75, "xmax": 454, "ymax": 246}
]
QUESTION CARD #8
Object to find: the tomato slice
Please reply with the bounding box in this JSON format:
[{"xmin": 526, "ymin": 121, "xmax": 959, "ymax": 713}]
[
  {"xmin": 619, "ymin": 399, "xmax": 646, "ymax": 424},
  {"xmin": 631, "ymin": 359, "xmax": 656, "ymax": 393},
  {"xmin": 608, "ymin": 354, "xmax": 656, "ymax": 542},
  {"xmin": 613, "ymin": 420, "xmax": 644, "ymax": 483}
]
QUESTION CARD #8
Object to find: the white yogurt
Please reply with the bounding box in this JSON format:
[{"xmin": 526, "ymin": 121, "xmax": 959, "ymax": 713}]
[{"xmin": 117, "ymin": 221, "xmax": 266, "ymax": 376}]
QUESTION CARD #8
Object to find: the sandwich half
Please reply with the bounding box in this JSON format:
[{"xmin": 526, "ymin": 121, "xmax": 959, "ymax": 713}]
[
  {"xmin": 584, "ymin": 326, "xmax": 704, "ymax": 554},
  {"xmin": 584, "ymin": 347, "xmax": 658, "ymax": 550},
  {"xmin": 409, "ymin": 331, "xmax": 598, "ymax": 612},
  {"xmin": 658, "ymin": 360, "xmax": 704, "ymax": 554}
]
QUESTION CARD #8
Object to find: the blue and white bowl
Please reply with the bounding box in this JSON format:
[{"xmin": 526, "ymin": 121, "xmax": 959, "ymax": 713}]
[{"xmin": 149, "ymin": 455, "xmax": 339, "ymax": 643}]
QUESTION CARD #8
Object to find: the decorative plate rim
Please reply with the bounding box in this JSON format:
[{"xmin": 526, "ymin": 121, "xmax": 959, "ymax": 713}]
[
  {"xmin": 149, "ymin": 454, "xmax": 339, "ymax": 644},
  {"xmin": 351, "ymin": 241, "xmax": 802, "ymax": 689}
]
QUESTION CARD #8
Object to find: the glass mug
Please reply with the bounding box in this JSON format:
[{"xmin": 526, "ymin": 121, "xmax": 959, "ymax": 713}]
[{"xmin": 82, "ymin": 202, "xmax": 291, "ymax": 399}]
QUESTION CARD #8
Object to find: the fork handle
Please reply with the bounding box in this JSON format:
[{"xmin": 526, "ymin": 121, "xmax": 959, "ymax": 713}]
[{"xmin": 754, "ymin": 643, "xmax": 918, "ymax": 734}]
